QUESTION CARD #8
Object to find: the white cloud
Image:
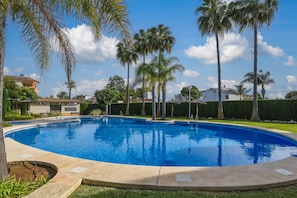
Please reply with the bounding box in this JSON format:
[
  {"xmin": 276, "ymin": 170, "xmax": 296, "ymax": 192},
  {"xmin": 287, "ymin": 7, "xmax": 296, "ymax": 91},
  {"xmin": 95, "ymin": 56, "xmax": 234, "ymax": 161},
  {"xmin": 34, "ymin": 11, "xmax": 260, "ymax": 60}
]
[
  {"xmin": 286, "ymin": 75, "xmax": 297, "ymax": 84},
  {"xmin": 166, "ymin": 81, "xmax": 188, "ymax": 100},
  {"xmin": 185, "ymin": 32, "xmax": 286, "ymax": 64},
  {"xmin": 286, "ymin": 75, "xmax": 297, "ymax": 91},
  {"xmin": 4, "ymin": 66, "xmax": 25, "ymax": 75},
  {"xmin": 207, "ymin": 76, "xmax": 238, "ymax": 89},
  {"xmin": 284, "ymin": 55, "xmax": 297, "ymax": 66},
  {"xmin": 257, "ymin": 33, "xmax": 284, "ymax": 57},
  {"xmin": 53, "ymin": 24, "xmax": 119, "ymax": 64},
  {"xmin": 51, "ymin": 79, "xmax": 108, "ymax": 97},
  {"xmin": 29, "ymin": 73, "xmax": 42, "ymax": 82},
  {"xmin": 73, "ymin": 79, "xmax": 107, "ymax": 96},
  {"xmin": 183, "ymin": 69, "xmax": 200, "ymax": 77},
  {"xmin": 185, "ymin": 32, "xmax": 250, "ymax": 64}
]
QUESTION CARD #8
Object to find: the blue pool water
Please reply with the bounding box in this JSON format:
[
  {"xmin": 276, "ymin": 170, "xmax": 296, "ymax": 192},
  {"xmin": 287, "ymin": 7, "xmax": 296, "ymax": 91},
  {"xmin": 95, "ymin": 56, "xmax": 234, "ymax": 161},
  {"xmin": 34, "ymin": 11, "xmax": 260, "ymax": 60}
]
[{"xmin": 5, "ymin": 117, "xmax": 297, "ymax": 166}]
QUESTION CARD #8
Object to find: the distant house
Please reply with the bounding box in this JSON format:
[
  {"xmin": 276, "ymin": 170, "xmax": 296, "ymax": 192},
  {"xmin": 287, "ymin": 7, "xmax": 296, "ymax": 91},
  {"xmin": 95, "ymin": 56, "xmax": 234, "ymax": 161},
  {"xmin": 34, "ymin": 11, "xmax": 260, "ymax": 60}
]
[
  {"xmin": 30, "ymin": 98, "xmax": 81, "ymax": 116},
  {"xmin": 201, "ymin": 88, "xmax": 240, "ymax": 102},
  {"xmin": 4, "ymin": 75, "xmax": 39, "ymax": 93}
]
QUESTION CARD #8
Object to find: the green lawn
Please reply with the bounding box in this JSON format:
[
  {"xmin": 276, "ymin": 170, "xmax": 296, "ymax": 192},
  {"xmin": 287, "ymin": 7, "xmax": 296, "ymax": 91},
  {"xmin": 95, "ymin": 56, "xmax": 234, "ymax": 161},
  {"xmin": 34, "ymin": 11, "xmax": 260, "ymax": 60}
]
[{"xmin": 70, "ymin": 120, "xmax": 297, "ymax": 198}]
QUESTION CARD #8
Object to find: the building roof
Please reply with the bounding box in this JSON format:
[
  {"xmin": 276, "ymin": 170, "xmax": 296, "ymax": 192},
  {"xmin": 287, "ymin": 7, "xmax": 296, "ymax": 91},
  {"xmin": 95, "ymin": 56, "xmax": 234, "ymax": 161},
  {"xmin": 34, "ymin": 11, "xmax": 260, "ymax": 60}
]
[
  {"xmin": 4, "ymin": 75, "xmax": 39, "ymax": 84},
  {"xmin": 37, "ymin": 98, "xmax": 81, "ymax": 104}
]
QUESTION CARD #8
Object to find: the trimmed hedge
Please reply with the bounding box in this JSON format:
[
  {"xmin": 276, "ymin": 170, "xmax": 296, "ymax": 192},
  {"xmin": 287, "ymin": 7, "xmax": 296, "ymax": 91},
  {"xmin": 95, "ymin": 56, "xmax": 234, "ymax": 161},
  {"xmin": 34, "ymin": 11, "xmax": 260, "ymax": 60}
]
[{"xmin": 81, "ymin": 100, "xmax": 297, "ymax": 121}]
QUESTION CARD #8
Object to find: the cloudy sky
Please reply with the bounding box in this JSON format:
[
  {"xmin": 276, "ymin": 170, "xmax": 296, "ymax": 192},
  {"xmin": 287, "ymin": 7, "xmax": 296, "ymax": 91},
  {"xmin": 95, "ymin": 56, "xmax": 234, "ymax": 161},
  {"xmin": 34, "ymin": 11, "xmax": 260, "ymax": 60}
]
[{"xmin": 4, "ymin": 0, "xmax": 297, "ymax": 100}]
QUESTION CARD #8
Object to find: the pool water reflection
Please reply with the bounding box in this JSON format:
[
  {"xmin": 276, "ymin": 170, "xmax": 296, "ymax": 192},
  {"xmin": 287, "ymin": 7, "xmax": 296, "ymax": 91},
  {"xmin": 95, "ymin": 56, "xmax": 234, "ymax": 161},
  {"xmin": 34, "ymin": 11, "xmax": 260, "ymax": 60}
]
[{"xmin": 5, "ymin": 117, "xmax": 297, "ymax": 166}]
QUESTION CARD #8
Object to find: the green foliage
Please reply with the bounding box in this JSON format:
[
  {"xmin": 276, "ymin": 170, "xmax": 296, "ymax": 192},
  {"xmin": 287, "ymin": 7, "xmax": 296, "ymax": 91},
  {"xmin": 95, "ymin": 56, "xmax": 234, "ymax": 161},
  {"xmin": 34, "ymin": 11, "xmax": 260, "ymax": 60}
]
[
  {"xmin": 95, "ymin": 88, "xmax": 120, "ymax": 105},
  {"xmin": 4, "ymin": 78, "xmax": 38, "ymax": 101},
  {"xmin": 180, "ymin": 86, "xmax": 201, "ymax": 101},
  {"xmin": 285, "ymin": 91, "xmax": 297, "ymax": 99},
  {"xmin": 90, "ymin": 109, "xmax": 102, "ymax": 115},
  {"xmin": 0, "ymin": 176, "xmax": 48, "ymax": 197},
  {"xmin": 2, "ymin": 88, "xmax": 8, "ymax": 118}
]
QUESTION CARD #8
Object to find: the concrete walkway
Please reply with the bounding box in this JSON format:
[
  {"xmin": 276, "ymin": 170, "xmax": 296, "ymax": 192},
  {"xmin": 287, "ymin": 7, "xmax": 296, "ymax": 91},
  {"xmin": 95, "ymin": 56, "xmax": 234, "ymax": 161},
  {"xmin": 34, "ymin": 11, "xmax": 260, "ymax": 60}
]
[{"xmin": 3, "ymin": 119, "xmax": 297, "ymax": 197}]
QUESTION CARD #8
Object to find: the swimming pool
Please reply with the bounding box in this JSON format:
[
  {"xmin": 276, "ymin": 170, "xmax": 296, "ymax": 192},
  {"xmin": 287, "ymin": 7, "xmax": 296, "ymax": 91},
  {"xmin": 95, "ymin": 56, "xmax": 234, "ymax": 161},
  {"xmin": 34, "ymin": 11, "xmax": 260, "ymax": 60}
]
[{"xmin": 5, "ymin": 117, "xmax": 297, "ymax": 167}]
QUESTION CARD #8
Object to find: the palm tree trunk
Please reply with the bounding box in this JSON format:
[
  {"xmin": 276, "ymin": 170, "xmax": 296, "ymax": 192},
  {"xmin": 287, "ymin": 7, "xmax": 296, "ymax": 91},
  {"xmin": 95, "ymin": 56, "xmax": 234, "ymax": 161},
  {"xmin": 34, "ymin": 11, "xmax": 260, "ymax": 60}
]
[
  {"xmin": 157, "ymin": 85, "xmax": 161, "ymax": 117},
  {"xmin": 125, "ymin": 64, "xmax": 130, "ymax": 115},
  {"xmin": 251, "ymin": 20, "xmax": 260, "ymax": 121},
  {"xmin": 161, "ymin": 82, "xmax": 166, "ymax": 120},
  {"xmin": 152, "ymin": 84, "xmax": 156, "ymax": 120},
  {"xmin": 141, "ymin": 74, "xmax": 146, "ymax": 116},
  {"xmin": 215, "ymin": 32, "xmax": 224, "ymax": 119},
  {"xmin": 69, "ymin": 88, "xmax": 71, "ymax": 99},
  {"xmin": 0, "ymin": 16, "xmax": 8, "ymax": 180}
]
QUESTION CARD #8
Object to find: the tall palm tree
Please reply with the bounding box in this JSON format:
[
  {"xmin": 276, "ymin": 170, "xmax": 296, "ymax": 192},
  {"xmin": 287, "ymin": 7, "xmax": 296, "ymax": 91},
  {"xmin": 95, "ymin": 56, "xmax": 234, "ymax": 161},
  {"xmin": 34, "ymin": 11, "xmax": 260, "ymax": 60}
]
[
  {"xmin": 65, "ymin": 80, "xmax": 76, "ymax": 99},
  {"xmin": 195, "ymin": 0, "xmax": 232, "ymax": 119},
  {"xmin": 230, "ymin": 0, "xmax": 279, "ymax": 120},
  {"xmin": 145, "ymin": 58, "xmax": 159, "ymax": 120},
  {"xmin": 159, "ymin": 55, "xmax": 184, "ymax": 120},
  {"xmin": 0, "ymin": 0, "xmax": 130, "ymax": 180},
  {"xmin": 232, "ymin": 83, "xmax": 251, "ymax": 100},
  {"xmin": 148, "ymin": 24, "xmax": 175, "ymax": 117},
  {"xmin": 116, "ymin": 41, "xmax": 138, "ymax": 115},
  {"xmin": 241, "ymin": 70, "xmax": 274, "ymax": 99},
  {"xmin": 134, "ymin": 29, "xmax": 152, "ymax": 115}
]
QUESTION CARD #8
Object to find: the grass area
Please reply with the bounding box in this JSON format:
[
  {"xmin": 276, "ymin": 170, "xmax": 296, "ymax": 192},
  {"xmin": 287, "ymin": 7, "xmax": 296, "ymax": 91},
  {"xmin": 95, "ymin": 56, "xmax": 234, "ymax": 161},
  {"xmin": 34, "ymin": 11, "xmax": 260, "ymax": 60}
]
[
  {"xmin": 70, "ymin": 119, "xmax": 297, "ymax": 198},
  {"xmin": 70, "ymin": 184, "xmax": 297, "ymax": 198}
]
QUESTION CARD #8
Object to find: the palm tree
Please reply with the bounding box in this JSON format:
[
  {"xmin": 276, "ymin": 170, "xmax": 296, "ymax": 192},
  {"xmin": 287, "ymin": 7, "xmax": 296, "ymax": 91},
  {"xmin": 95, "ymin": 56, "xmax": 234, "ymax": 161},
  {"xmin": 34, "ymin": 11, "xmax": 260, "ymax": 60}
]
[
  {"xmin": 116, "ymin": 41, "xmax": 138, "ymax": 115},
  {"xmin": 134, "ymin": 29, "xmax": 152, "ymax": 115},
  {"xmin": 230, "ymin": 0, "xmax": 279, "ymax": 120},
  {"xmin": 195, "ymin": 0, "xmax": 232, "ymax": 119},
  {"xmin": 241, "ymin": 70, "xmax": 274, "ymax": 99},
  {"xmin": 148, "ymin": 24, "xmax": 175, "ymax": 117},
  {"xmin": 65, "ymin": 80, "xmax": 76, "ymax": 99},
  {"xmin": 57, "ymin": 91, "xmax": 68, "ymax": 99},
  {"xmin": 145, "ymin": 58, "xmax": 159, "ymax": 120},
  {"xmin": 159, "ymin": 55, "xmax": 184, "ymax": 120},
  {"xmin": 232, "ymin": 83, "xmax": 251, "ymax": 100},
  {"xmin": 0, "ymin": 0, "xmax": 130, "ymax": 180}
]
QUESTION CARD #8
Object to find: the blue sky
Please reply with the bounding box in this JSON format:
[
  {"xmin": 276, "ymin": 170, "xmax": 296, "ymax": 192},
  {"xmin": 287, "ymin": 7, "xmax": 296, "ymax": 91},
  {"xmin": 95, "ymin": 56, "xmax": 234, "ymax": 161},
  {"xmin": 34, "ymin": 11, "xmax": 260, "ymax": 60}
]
[{"xmin": 4, "ymin": 0, "xmax": 297, "ymax": 100}]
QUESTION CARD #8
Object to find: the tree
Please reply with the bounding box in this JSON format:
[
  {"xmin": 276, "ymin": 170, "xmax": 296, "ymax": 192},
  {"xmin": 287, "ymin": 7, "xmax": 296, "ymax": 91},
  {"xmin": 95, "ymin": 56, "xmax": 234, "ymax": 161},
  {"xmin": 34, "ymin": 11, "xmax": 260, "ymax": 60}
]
[
  {"xmin": 95, "ymin": 88, "xmax": 119, "ymax": 115},
  {"xmin": 148, "ymin": 24, "xmax": 175, "ymax": 117},
  {"xmin": 146, "ymin": 61, "xmax": 159, "ymax": 120},
  {"xmin": 57, "ymin": 91, "xmax": 68, "ymax": 99},
  {"xmin": 65, "ymin": 80, "xmax": 76, "ymax": 99},
  {"xmin": 134, "ymin": 29, "xmax": 152, "ymax": 115},
  {"xmin": 116, "ymin": 41, "xmax": 138, "ymax": 115},
  {"xmin": 180, "ymin": 85, "xmax": 202, "ymax": 101},
  {"xmin": 285, "ymin": 91, "xmax": 297, "ymax": 99},
  {"xmin": 195, "ymin": 0, "xmax": 232, "ymax": 119},
  {"xmin": 231, "ymin": 83, "xmax": 251, "ymax": 100},
  {"xmin": 230, "ymin": 0, "xmax": 279, "ymax": 120},
  {"xmin": 159, "ymin": 55, "xmax": 184, "ymax": 120},
  {"xmin": 241, "ymin": 70, "xmax": 275, "ymax": 99},
  {"xmin": 0, "ymin": 0, "xmax": 130, "ymax": 180}
]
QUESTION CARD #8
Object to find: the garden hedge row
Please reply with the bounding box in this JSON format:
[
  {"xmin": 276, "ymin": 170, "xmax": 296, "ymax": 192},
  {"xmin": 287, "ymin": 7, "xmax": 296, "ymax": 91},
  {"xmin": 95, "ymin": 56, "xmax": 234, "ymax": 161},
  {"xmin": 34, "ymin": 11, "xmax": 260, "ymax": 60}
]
[{"xmin": 81, "ymin": 100, "xmax": 297, "ymax": 121}]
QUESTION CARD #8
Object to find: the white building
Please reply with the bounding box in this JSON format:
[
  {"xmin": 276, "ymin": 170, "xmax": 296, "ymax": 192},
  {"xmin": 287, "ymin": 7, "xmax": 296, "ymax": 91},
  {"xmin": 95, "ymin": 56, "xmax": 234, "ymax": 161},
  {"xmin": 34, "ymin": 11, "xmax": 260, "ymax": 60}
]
[{"xmin": 201, "ymin": 88, "xmax": 240, "ymax": 102}]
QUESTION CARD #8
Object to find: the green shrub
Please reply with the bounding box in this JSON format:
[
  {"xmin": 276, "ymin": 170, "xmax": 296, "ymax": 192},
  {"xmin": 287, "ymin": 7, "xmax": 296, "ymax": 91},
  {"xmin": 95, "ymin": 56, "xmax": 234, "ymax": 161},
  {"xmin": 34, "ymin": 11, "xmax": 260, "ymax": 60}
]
[
  {"xmin": 90, "ymin": 109, "xmax": 102, "ymax": 115},
  {"xmin": 0, "ymin": 176, "xmax": 48, "ymax": 197}
]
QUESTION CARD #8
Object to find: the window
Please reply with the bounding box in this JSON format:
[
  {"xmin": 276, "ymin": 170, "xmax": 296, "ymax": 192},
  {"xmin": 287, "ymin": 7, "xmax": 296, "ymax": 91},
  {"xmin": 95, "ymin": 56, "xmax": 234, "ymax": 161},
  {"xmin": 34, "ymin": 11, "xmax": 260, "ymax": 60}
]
[{"xmin": 65, "ymin": 107, "xmax": 77, "ymax": 112}]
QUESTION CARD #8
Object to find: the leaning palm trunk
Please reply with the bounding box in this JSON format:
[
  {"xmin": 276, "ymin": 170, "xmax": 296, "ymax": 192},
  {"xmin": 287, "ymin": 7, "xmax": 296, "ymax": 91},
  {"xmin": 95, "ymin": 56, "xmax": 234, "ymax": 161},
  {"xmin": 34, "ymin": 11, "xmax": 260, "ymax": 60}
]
[
  {"xmin": 215, "ymin": 32, "xmax": 224, "ymax": 119},
  {"xmin": 0, "ymin": 16, "xmax": 8, "ymax": 179},
  {"xmin": 125, "ymin": 64, "xmax": 130, "ymax": 115},
  {"xmin": 251, "ymin": 20, "xmax": 260, "ymax": 121}
]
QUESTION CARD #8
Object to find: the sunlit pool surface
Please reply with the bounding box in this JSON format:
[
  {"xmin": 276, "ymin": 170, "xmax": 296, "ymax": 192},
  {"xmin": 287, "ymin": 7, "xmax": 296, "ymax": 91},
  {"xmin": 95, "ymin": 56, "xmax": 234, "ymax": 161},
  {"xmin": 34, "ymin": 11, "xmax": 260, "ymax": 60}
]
[{"xmin": 5, "ymin": 117, "xmax": 297, "ymax": 166}]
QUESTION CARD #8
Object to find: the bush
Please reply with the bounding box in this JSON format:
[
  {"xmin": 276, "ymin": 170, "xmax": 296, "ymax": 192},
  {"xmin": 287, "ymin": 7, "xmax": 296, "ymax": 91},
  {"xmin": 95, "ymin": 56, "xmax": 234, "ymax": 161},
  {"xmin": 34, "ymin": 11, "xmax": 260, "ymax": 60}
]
[
  {"xmin": 0, "ymin": 176, "xmax": 48, "ymax": 197},
  {"xmin": 90, "ymin": 109, "xmax": 102, "ymax": 115}
]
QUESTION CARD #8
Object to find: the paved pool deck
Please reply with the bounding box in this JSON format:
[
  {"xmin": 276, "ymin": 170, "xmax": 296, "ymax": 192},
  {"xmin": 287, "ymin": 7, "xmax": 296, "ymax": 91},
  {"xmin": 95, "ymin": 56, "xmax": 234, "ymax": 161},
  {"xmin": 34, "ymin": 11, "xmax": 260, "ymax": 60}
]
[{"xmin": 4, "ymin": 118, "xmax": 297, "ymax": 198}]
